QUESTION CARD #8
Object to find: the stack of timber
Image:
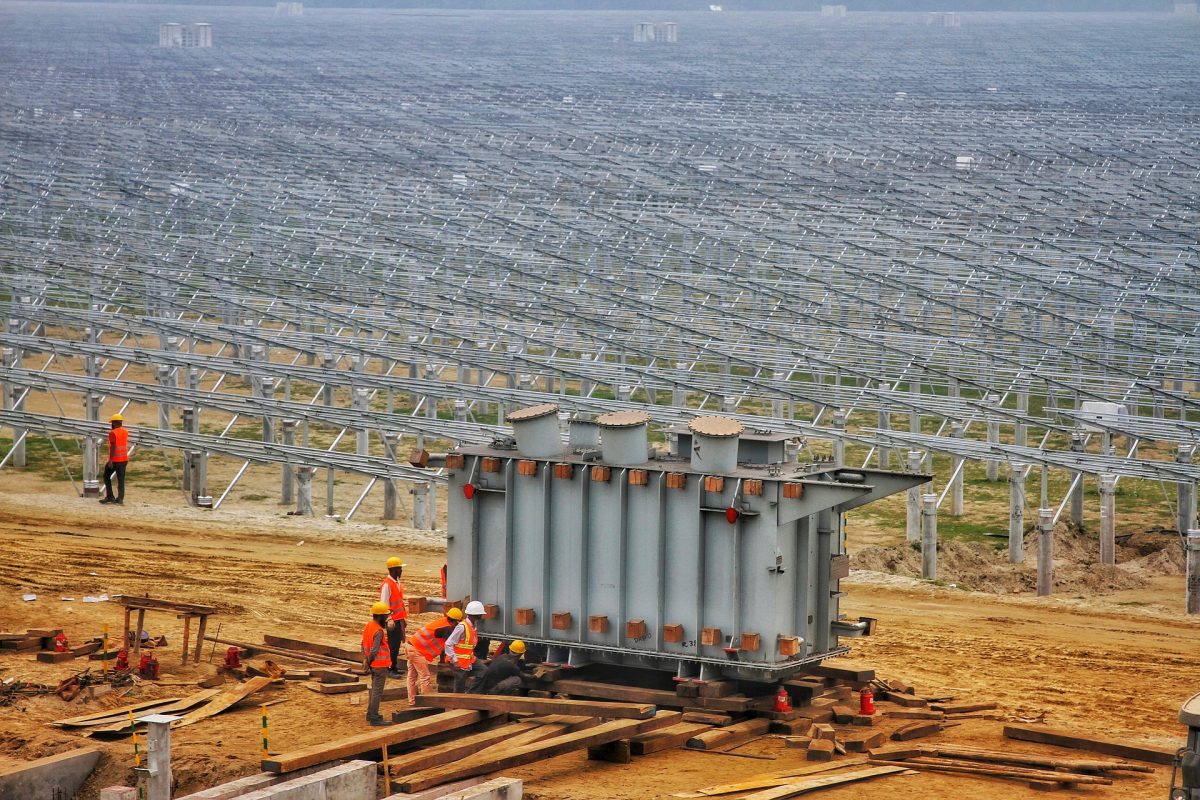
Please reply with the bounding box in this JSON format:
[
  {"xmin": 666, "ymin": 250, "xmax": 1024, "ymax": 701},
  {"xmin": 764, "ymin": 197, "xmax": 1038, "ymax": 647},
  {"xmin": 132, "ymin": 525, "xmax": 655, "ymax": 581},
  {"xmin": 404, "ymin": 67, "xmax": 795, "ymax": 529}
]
[
  {"xmin": 671, "ymin": 763, "xmax": 912, "ymax": 799},
  {"xmin": 868, "ymin": 742, "xmax": 1153, "ymax": 791}
]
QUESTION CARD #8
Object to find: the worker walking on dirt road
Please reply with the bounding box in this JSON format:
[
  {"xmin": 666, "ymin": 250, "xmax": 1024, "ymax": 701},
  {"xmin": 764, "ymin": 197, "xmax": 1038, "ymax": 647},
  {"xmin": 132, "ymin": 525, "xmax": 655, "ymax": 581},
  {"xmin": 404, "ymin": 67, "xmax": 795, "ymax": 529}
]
[
  {"xmin": 379, "ymin": 556, "xmax": 408, "ymax": 677},
  {"xmin": 404, "ymin": 607, "xmax": 462, "ymax": 705},
  {"xmin": 362, "ymin": 601, "xmax": 393, "ymax": 726},
  {"xmin": 470, "ymin": 639, "xmax": 534, "ymax": 696},
  {"xmin": 446, "ymin": 600, "xmax": 487, "ymax": 692},
  {"xmin": 99, "ymin": 413, "xmax": 130, "ymax": 505}
]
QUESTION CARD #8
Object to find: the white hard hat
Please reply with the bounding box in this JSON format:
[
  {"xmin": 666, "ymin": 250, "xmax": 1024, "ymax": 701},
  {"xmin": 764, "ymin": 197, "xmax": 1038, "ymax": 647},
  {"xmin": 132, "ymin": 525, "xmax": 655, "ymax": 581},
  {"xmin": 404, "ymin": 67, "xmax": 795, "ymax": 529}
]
[{"xmin": 464, "ymin": 601, "xmax": 486, "ymax": 616}]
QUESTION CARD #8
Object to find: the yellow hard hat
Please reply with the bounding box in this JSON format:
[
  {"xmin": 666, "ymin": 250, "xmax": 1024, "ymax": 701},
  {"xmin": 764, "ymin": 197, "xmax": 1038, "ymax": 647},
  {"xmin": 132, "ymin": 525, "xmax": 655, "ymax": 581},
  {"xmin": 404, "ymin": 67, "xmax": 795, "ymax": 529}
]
[
  {"xmin": 386, "ymin": 557, "xmax": 405, "ymax": 569},
  {"xmin": 509, "ymin": 640, "xmax": 526, "ymax": 655},
  {"xmin": 446, "ymin": 607, "xmax": 464, "ymax": 621},
  {"xmin": 370, "ymin": 601, "xmax": 390, "ymax": 615},
  {"xmin": 111, "ymin": 413, "xmax": 124, "ymax": 422}
]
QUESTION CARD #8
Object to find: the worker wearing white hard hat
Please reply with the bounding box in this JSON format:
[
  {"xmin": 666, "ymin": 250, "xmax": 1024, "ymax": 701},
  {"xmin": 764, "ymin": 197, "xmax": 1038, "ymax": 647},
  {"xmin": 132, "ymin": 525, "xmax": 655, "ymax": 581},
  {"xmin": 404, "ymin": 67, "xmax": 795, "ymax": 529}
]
[{"xmin": 445, "ymin": 600, "xmax": 488, "ymax": 692}]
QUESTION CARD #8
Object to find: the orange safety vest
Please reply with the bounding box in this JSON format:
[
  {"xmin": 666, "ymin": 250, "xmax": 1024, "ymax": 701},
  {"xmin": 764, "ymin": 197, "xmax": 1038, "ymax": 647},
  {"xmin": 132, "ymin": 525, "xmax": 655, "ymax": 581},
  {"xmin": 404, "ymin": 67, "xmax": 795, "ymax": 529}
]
[
  {"xmin": 451, "ymin": 620, "xmax": 477, "ymax": 670},
  {"xmin": 109, "ymin": 427, "xmax": 130, "ymax": 463},
  {"xmin": 381, "ymin": 576, "xmax": 407, "ymax": 621},
  {"xmin": 407, "ymin": 619, "xmax": 448, "ymax": 662},
  {"xmin": 439, "ymin": 564, "xmax": 447, "ymax": 599},
  {"xmin": 361, "ymin": 620, "xmax": 391, "ymax": 669}
]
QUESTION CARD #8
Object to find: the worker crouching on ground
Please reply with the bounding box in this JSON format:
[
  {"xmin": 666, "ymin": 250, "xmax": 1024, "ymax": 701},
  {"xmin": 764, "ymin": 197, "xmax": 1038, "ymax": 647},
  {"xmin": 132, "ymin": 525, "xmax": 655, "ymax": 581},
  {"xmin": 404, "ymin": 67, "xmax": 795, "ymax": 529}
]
[
  {"xmin": 362, "ymin": 601, "xmax": 393, "ymax": 727},
  {"xmin": 446, "ymin": 600, "xmax": 487, "ymax": 692},
  {"xmin": 404, "ymin": 606, "xmax": 462, "ymax": 706},
  {"xmin": 99, "ymin": 413, "xmax": 129, "ymax": 505},
  {"xmin": 379, "ymin": 556, "xmax": 408, "ymax": 677},
  {"xmin": 470, "ymin": 639, "xmax": 534, "ymax": 695}
]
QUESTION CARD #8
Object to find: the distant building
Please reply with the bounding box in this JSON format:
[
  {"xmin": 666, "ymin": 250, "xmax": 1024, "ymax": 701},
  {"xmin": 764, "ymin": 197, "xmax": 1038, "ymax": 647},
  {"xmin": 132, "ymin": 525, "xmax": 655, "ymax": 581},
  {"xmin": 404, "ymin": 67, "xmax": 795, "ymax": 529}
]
[
  {"xmin": 1176, "ymin": 2, "xmax": 1198, "ymax": 15},
  {"xmin": 927, "ymin": 11, "xmax": 961, "ymax": 28},
  {"xmin": 276, "ymin": 2, "xmax": 304, "ymax": 16},
  {"xmin": 160, "ymin": 22, "xmax": 212, "ymax": 48},
  {"xmin": 821, "ymin": 5, "xmax": 848, "ymax": 17},
  {"xmin": 634, "ymin": 22, "xmax": 678, "ymax": 44}
]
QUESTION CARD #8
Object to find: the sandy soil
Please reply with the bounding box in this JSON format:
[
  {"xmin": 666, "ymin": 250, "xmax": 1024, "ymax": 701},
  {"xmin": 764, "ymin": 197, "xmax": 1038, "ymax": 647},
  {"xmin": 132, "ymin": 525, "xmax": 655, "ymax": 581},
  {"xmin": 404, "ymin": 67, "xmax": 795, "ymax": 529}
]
[{"xmin": 0, "ymin": 471, "xmax": 1197, "ymax": 800}]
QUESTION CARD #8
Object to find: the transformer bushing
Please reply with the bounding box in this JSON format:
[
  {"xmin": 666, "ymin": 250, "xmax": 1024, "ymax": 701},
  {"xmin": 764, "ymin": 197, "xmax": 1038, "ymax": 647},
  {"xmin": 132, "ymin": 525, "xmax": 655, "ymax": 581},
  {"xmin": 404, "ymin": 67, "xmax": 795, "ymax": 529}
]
[{"xmin": 447, "ymin": 405, "xmax": 929, "ymax": 681}]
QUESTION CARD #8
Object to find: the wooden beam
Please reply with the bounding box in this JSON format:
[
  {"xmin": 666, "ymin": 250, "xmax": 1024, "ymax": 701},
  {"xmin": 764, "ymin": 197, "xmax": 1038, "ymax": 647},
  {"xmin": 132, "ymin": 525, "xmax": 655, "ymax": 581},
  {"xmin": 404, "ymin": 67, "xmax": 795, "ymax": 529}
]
[
  {"xmin": 112, "ymin": 595, "xmax": 217, "ymax": 615},
  {"xmin": 263, "ymin": 634, "xmax": 361, "ymax": 663},
  {"xmin": 630, "ymin": 723, "xmax": 712, "ymax": 756},
  {"xmin": 203, "ymin": 636, "xmax": 349, "ymax": 666},
  {"xmin": 395, "ymin": 711, "xmax": 681, "ymax": 793},
  {"xmin": 52, "ymin": 698, "xmax": 185, "ymax": 728},
  {"xmin": 174, "ymin": 677, "xmax": 276, "ymax": 729},
  {"xmin": 262, "ymin": 710, "xmax": 494, "ymax": 774},
  {"xmin": 670, "ymin": 760, "xmax": 869, "ymax": 798},
  {"xmin": 415, "ymin": 693, "xmax": 655, "ymax": 720},
  {"xmin": 1003, "ymin": 724, "xmax": 1177, "ymax": 765},
  {"xmin": 871, "ymin": 756, "xmax": 1113, "ymax": 786},
  {"xmin": 932, "ymin": 743, "xmax": 1154, "ymax": 774},
  {"xmin": 550, "ymin": 679, "xmax": 751, "ymax": 712},
  {"xmin": 387, "ymin": 718, "xmax": 598, "ymax": 777},
  {"xmin": 686, "ymin": 719, "xmax": 770, "ymax": 750},
  {"xmin": 804, "ymin": 662, "xmax": 876, "ymax": 683},
  {"xmin": 84, "ymin": 690, "xmax": 224, "ymax": 737}
]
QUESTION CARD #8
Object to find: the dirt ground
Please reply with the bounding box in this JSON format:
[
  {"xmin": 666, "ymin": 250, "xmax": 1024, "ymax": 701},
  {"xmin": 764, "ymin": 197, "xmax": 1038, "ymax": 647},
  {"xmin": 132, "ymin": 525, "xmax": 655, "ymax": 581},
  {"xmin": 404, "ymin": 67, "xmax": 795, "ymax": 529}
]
[{"xmin": 0, "ymin": 470, "xmax": 1197, "ymax": 800}]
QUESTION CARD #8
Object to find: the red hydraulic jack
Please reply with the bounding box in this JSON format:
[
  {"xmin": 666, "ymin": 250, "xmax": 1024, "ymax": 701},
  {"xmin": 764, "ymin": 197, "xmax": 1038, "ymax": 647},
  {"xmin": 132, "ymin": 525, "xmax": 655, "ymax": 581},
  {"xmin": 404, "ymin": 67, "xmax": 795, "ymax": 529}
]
[
  {"xmin": 773, "ymin": 685, "xmax": 793, "ymax": 713},
  {"xmin": 222, "ymin": 646, "xmax": 243, "ymax": 670},
  {"xmin": 53, "ymin": 632, "xmax": 70, "ymax": 653},
  {"xmin": 859, "ymin": 687, "xmax": 877, "ymax": 716},
  {"xmin": 138, "ymin": 652, "xmax": 159, "ymax": 680},
  {"xmin": 114, "ymin": 649, "xmax": 129, "ymax": 671}
]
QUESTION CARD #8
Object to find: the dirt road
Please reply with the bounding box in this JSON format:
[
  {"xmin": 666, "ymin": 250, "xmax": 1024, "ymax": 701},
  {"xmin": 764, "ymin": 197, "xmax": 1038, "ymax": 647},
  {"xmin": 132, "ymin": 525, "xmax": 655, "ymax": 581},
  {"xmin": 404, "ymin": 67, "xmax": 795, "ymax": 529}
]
[{"xmin": 0, "ymin": 472, "xmax": 1195, "ymax": 799}]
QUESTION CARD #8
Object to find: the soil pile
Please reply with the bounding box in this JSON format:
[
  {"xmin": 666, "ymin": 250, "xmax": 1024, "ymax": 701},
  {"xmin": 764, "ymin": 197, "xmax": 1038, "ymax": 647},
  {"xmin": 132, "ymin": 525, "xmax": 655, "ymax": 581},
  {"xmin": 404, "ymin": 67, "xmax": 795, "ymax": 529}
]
[{"xmin": 851, "ymin": 524, "xmax": 1185, "ymax": 595}]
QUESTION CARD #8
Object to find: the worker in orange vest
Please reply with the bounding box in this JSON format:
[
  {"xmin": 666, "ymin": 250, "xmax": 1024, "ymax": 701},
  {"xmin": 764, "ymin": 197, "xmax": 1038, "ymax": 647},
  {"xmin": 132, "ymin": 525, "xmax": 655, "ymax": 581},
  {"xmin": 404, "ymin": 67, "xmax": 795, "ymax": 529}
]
[
  {"xmin": 404, "ymin": 607, "xmax": 462, "ymax": 706},
  {"xmin": 362, "ymin": 601, "xmax": 393, "ymax": 726},
  {"xmin": 379, "ymin": 557, "xmax": 408, "ymax": 677},
  {"xmin": 99, "ymin": 413, "xmax": 130, "ymax": 505},
  {"xmin": 445, "ymin": 601, "xmax": 487, "ymax": 692},
  {"xmin": 439, "ymin": 563, "xmax": 447, "ymax": 599}
]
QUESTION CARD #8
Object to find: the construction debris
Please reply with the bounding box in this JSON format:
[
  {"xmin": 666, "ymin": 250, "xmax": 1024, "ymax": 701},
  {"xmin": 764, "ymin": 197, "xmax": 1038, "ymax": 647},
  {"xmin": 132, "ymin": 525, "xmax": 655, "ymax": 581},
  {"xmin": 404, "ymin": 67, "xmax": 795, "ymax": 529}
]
[{"xmin": 1003, "ymin": 723, "xmax": 1178, "ymax": 765}]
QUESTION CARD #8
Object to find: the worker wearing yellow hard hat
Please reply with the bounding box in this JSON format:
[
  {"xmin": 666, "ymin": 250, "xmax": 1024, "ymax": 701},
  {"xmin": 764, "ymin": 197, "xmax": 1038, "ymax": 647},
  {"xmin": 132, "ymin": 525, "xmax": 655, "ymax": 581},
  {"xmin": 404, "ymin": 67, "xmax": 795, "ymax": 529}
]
[
  {"xmin": 470, "ymin": 639, "xmax": 535, "ymax": 696},
  {"xmin": 361, "ymin": 602, "xmax": 393, "ymax": 726},
  {"xmin": 378, "ymin": 557, "xmax": 407, "ymax": 676},
  {"xmin": 100, "ymin": 412, "xmax": 130, "ymax": 505},
  {"xmin": 404, "ymin": 606, "xmax": 465, "ymax": 706}
]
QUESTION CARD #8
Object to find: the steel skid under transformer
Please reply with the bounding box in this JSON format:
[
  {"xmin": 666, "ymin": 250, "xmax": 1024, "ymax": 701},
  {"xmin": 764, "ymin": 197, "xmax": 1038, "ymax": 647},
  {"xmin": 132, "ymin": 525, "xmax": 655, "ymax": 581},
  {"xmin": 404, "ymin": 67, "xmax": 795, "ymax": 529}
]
[{"xmin": 446, "ymin": 404, "xmax": 928, "ymax": 682}]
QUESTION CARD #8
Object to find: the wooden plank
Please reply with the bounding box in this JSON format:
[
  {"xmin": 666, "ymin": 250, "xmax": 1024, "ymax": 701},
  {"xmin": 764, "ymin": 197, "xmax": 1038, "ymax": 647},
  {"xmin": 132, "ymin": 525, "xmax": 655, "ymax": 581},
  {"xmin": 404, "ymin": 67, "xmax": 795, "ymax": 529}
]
[
  {"xmin": 396, "ymin": 712, "xmax": 680, "ymax": 793},
  {"xmin": 310, "ymin": 669, "xmax": 359, "ymax": 684},
  {"xmin": 878, "ymin": 691, "xmax": 927, "ymax": 708},
  {"xmin": 263, "ymin": 634, "xmax": 360, "ymax": 663},
  {"xmin": 203, "ymin": 636, "xmax": 349, "ymax": 666},
  {"xmin": 671, "ymin": 760, "xmax": 869, "ymax": 797},
  {"xmin": 739, "ymin": 766, "xmax": 909, "ymax": 800},
  {"xmin": 174, "ymin": 677, "xmax": 276, "ymax": 729},
  {"xmin": 884, "ymin": 709, "xmax": 944, "ymax": 720},
  {"xmin": 388, "ymin": 719, "xmax": 598, "ymax": 776},
  {"xmin": 303, "ymin": 682, "xmax": 366, "ymax": 695},
  {"xmin": 932, "ymin": 743, "xmax": 1154, "ymax": 774},
  {"xmin": 681, "ymin": 711, "xmax": 734, "ymax": 727},
  {"xmin": 113, "ymin": 595, "xmax": 217, "ymax": 615},
  {"xmin": 630, "ymin": 723, "xmax": 712, "ymax": 756},
  {"xmin": 891, "ymin": 721, "xmax": 944, "ymax": 741},
  {"xmin": 872, "ymin": 756, "xmax": 1112, "ymax": 785},
  {"xmin": 52, "ymin": 697, "xmax": 186, "ymax": 728},
  {"xmin": 264, "ymin": 710, "xmax": 493, "ymax": 774},
  {"xmin": 805, "ymin": 662, "xmax": 876, "ymax": 684},
  {"xmin": 83, "ymin": 690, "xmax": 224, "ymax": 736},
  {"xmin": 931, "ymin": 702, "xmax": 997, "ymax": 714},
  {"xmin": 686, "ymin": 718, "xmax": 770, "ymax": 750},
  {"xmin": 36, "ymin": 651, "xmax": 75, "ymax": 663},
  {"xmin": 1003, "ymin": 724, "xmax": 1177, "ymax": 765},
  {"xmin": 587, "ymin": 739, "xmax": 631, "ymax": 763},
  {"xmin": 842, "ymin": 730, "xmax": 886, "ymax": 753},
  {"xmin": 550, "ymin": 679, "xmax": 751, "ymax": 713},
  {"xmin": 415, "ymin": 692, "xmax": 655, "ymax": 720}
]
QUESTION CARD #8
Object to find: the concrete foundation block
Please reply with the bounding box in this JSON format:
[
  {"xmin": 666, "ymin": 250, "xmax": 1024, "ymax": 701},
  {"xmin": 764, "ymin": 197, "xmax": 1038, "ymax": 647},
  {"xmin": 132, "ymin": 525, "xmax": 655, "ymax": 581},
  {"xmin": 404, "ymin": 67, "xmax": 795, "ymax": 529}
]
[
  {"xmin": 0, "ymin": 746, "xmax": 102, "ymax": 800},
  {"xmin": 177, "ymin": 764, "xmax": 343, "ymax": 800},
  {"xmin": 101, "ymin": 788, "xmax": 139, "ymax": 800},
  {"xmin": 237, "ymin": 761, "xmax": 374, "ymax": 800}
]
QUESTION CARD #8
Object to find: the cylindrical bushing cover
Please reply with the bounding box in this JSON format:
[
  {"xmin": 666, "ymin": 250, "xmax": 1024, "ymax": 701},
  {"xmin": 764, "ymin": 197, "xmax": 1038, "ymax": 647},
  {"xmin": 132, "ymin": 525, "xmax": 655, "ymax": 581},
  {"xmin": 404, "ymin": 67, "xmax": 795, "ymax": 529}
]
[
  {"xmin": 568, "ymin": 418, "xmax": 601, "ymax": 448},
  {"xmin": 597, "ymin": 410, "xmax": 651, "ymax": 466},
  {"xmin": 506, "ymin": 403, "xmax": 562, "ymax": 459},
  {"xmin": 689, "ymin": 415, "xmax": 744, "ymax": 474}
]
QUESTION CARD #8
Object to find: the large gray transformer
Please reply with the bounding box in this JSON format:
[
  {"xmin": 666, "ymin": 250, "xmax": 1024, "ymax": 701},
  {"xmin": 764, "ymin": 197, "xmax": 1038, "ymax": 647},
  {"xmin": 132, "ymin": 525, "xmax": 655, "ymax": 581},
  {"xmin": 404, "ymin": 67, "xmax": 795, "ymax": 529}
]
[{"xmin": 446, "ymin": 403, "xmax": 928, "ymax": 681}]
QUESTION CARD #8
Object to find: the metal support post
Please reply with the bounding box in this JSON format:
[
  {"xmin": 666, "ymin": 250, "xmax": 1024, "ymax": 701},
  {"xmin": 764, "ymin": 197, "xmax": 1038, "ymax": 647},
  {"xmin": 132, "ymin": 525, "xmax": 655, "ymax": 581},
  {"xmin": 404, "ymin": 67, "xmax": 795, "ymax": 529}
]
[
  {"xmin": 383, "ymin": 433, "xmax": 398, "ymax": 520},
  {"xmin": 354, "ymin": 387, "xmax": 369, "ymax": 455},
  {"xmin": 259, "ymin": 377, "xmax": 276, "ymax": 444},
  {"xmin": 280, "ymin": 420, "xmax": 296, "ymax": 504},
  {"xmin": 921, "ymin": 493, "xmax": 937, "ymax": 581},
  {"xmin": 295, "ymin": 467, "xmax": 314, "ymax": 516},
  {"xmin": 877, "ymin": 405, "xmax": 891, "ymax": 469},
  {"xmin": 949, "ymin": 421, "xmax": 964, "ymax": 516},
  {"xmin": 139, "ymin": 714, "xmax": 179, "ymax": 800},
  {"xmin": 1178, "ymin": 446, "xmax": 1196, "ymax": 535},
  {"xmin": 1069, "ymin": 432, "xmax": 1085, "ymax": 527},
  {"xmin": 1009, "ymin": 462, "xmax": 1025, "ymax": 564},
  {"xmin": 832, "ymin": 409, "xmax": 846, "ymax": 467},
  {"xmin": 323, "ymin": 354, "xmax": 335, "ymax": 517},
  {"xmin": 1037, "ymin": 507, "xmax": 1054, "ymax": 597},
  {"xmin": 157, "ymin": 364, "xmax": 172, "ymax": 430},
  {"xmin": 1187, "ymin": 529, "xmax": 1200, "ymax": 615},
  {"xmin": 82, "ymin": 391, "xmax": 101, "ymax": 497},
  {"xmin": 3, "ymin": 347, "xmax": 25, "ymax": 467},
  {"xmin": 1015, "ymin": 390, "xmax": 1028, "ymax": 448},
  {"xmin": 1099, "ymin": 474, "xmax": 1116, "ymax": 566},
  {"xmin": 412, "ymin": 481, "xmax": 431, "ymax": 529},
  {"xmin": 905, "ymin": 450, "xmax": 922, "ymax": 542},
  {"xmin": 985, "ymin": 393, "xmax": 1000, "ymax": 481}
]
